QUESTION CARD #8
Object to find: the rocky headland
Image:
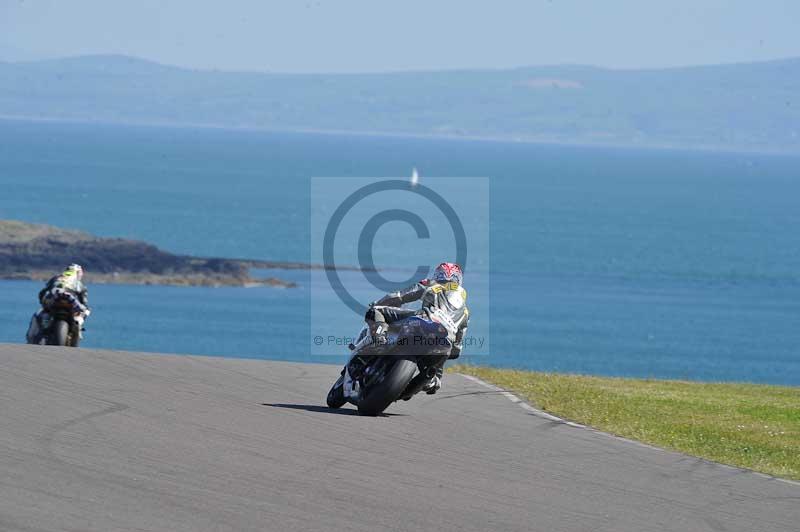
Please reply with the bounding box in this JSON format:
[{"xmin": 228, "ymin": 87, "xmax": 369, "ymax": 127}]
[{"xmin": 0, "ymin": 220, "xmax": 299, "ymax": 288}]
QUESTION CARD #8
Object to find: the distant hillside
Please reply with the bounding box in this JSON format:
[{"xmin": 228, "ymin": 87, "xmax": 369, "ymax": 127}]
[{"xmin": 1, "ymin": 55, "xmax": 799, "ymax": 152}]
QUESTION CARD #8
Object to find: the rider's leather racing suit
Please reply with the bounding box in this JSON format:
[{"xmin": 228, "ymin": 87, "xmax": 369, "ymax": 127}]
[
  {"xmin": 39, "ymin": 274, "xmax": 90, "ymax": 317},
  {"xmin": 365, "ymin": 278, "xmax": 469, "ymax": 393}
]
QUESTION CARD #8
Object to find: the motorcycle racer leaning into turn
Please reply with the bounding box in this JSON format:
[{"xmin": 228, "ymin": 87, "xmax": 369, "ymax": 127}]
[
  {"xmin": 26, "ymin": 264, "xmax": 91, "ymax": 344},
  {"xmin": 364, "ymin": 262, "xmax": 468, "ymax": 396}
]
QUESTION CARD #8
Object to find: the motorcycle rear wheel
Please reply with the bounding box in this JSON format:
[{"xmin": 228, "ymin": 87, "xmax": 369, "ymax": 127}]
[
  {"xmin": 357, "ymin": 358, "xmax": 417, "ymax": 416},
  {"xmin": 48, "ymin": 320, "xmax": 70, "ymax": 346}
]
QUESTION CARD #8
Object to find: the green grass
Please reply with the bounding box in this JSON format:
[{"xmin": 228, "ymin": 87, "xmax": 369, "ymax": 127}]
[{"xmin": 450, "ymin": 365, "xmax": 800, "ymax": 480}]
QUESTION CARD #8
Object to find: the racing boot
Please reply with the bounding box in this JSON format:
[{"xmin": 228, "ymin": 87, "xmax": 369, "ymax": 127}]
[
  {"xmin": 74, "ymin": 308, "xmax": 90, "ymax": 339},
  {"xmin": 74, "ymin": 314, "xmax": 86, "ymax": 339},
  {"xmin": 422, "ymin": 375, "xmax": 442, "ymax": 395},
  {"xmin": 422, "ymin": 365, "xmax": 444, "ymax": 395},
  {"xmin": 400, "ymin": 364, "xmax": 442, "ymax": 400}
]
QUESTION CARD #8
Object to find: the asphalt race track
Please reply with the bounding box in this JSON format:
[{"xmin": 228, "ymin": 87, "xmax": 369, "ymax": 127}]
[{"xmin": 1, "ymin": 344, "xmax": 797, "ymax": 532}]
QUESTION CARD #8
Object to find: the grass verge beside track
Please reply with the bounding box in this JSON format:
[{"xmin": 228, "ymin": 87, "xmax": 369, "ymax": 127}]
[{"xmin": 449, "ymin": 366, "xmax": 800, "ymax": 481}]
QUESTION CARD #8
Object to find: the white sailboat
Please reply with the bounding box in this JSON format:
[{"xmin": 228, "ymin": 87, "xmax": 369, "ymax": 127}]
[{"xmin": 410, "ymin": 167, "xmax": 419, "ymax": 187}]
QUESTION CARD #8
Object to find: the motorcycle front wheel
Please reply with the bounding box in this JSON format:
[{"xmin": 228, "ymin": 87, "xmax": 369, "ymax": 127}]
[{"xmin": 326, "ymin": 375, "xmax": 347, "ymax": 409}]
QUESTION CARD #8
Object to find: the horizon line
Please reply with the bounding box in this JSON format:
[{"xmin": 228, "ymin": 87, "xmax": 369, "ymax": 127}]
[{"xmin": 4, "ymin": 52, "xmax": 800, "ymax": 77}]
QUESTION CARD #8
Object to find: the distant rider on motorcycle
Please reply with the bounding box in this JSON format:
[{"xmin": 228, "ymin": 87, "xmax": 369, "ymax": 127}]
[
  {"xmin": 26, "ymin": 264, "xmax": 91, "ymax": 344},
  {"xmin": 365, "ymin": 262, "xmax": 469, "ymax": 396}
]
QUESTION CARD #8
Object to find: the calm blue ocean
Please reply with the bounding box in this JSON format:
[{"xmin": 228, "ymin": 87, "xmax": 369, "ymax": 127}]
[{"xmin": 1, "ymin": 119, "xmax": 799, "ymax": 384}]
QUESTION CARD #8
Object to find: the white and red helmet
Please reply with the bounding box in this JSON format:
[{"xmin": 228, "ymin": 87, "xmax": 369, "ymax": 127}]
[{"xmin": 433, "ymin": 262, "xmax": 463, "ymax": 285}]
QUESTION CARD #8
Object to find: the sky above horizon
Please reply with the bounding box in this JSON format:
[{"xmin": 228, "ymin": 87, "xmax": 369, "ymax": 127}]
[{"xmin": 2, "ymin": 0, "xmax": 799, "ymax": 72}]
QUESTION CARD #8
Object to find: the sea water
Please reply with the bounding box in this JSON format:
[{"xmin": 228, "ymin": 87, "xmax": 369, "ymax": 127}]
[{"xmin": 1, "ymin": 120, "xmax": 799, "ymax": 384}]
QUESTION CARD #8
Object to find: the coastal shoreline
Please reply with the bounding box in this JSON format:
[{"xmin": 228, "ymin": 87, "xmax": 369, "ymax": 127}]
[
  {"xmin": 0, "ymin": 270, "xmax": 296, "ymax": 288},
  {"xmin": 0, "ymin": 219, "xmax": 310, "ymax": 288}
]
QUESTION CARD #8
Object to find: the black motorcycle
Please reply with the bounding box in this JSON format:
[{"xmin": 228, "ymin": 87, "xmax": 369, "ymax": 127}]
[
  {"xmin": 326, "ymin": 316, "xmax": 451, "ymax": 416},
  {"xmin": 26, "ymin": 301, "xmax": 83, "ymax": 347}
]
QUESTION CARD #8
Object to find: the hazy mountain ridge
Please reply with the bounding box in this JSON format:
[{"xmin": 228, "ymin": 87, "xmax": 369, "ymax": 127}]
[{"xmin": 2, "ymin": 55, "xmax": 799, "ymax": 151}]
